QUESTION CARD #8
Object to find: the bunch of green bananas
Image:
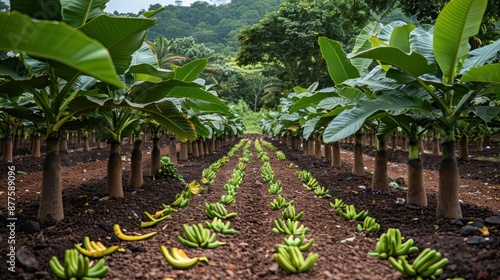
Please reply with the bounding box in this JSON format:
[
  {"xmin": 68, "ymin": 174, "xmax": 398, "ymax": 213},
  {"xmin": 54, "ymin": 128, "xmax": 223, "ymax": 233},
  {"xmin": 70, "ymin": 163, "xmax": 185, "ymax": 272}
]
[
  {"xmin": 261, "ymin": 162, "xmax": 274, "ymax": 183},
  {"xmin": 297, "ymin": 170, "xmax": 313, "ymax": 184},
  {"xmin": 141, "ymin": 211, "xmax": 171, "ymax": 228},
  {"xmin": 49, "ymin": 249, "xmax": 109, "ymax": 279},
  {"xmin": 74, "ymin": 237, "xmax": 121, "ymax": 258},
  {"xmin": 282, "ymin": 205, "xmax": 304, "ymax": 221},
  {"xmin": 227, "ymin": 139, "xmax": 246, "ymax": 157},
  {"xmin": 177, "ymin": 223, "xmax": 226, "ymax": 248},
  {"xmin": 171, "ymin": 190, "xmax": 191, "ymax": 208},
  {"xmin": 313, "ymin": 186, "xmax": 331, "ymax": 198},
  {"xmin": 186, "ymin": 180, "xmax": 203, "ymax": 195},
  {"xmin": 368, "ymin": 228, "xmax": 419, "ymax": 259},
  {"xmin": 254, "ymin": 139, "xmax": 264, "ymax": 152},
  {"xmin": 272, "ymin": 218, "xmax": 309, "ymax": 235},
  {"xmin": 337, "ymin": 204, "xmax": 369, "ymax": 221},
  {"xmin": 262, "ymin": 140, "xmax": 278, "ymax": 151},
  {"xmin": 205, "ymin": 217, "xmax": 237, "ymax": 234},
  {"xmin": 276, "ymin": 234, "xmax": 315, "ymax": 252},
  {"xmin": 356, "ymin": 216, "xmax": 380, "ymax": 233},
  {"xmin": 160, "ymin": 246, "xmax": 209, "ymax": 270},
  {"xmin": 388, "ymin": 248, "xmax": 449, "ymax": 279},
  {"xmin": 158, "ymin": 156, "xmax": 184, "ymax": 181},
  {"xmin": 276, "ymin": 151, "xmax": 286, "ymax": 160},
  {"xmin": 329, "ymin": 198, "xmax": 346, "ymax": 210},
  {"xmin": 220, "ymin": 194, "xmax": 236, "ymax": 205},
  {"xmin": 201, "ymin": 168, "xmax": 216, "ymax": 185},
  {"xmin": 223, "ymin": 184, "xmax": 238, "ymax": 196},
  {"xmin": 204, "ymin": 202, "xmax": 238, "ymax": 219},
  {"xmin": 259, "ymin": 152, "xmax": 270, "ymax": 162},
  {"xmin": 303, "ymin": 177, "xmax": 321, "ymax": 191},
  {"xmin": 268, "ymin": 180, "xmax": 283, "ymax": 194},
  {"xmin": 274, "ymin": 245, "xmax": 319, "ymax": 273},
  {"xmin": 152, "ymin": 204, "xmax": 177, "ymax": 219},
  {"xmin": 270, "ymin": 194, "xmax": 294, "ymax": 210}
]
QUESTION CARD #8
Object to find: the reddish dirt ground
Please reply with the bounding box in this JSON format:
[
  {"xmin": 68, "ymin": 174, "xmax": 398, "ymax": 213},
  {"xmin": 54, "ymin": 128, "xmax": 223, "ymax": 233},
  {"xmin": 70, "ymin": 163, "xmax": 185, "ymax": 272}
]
[{"xmin": 0, "ymin": 135, "xmax": 499, "ymax": 280}]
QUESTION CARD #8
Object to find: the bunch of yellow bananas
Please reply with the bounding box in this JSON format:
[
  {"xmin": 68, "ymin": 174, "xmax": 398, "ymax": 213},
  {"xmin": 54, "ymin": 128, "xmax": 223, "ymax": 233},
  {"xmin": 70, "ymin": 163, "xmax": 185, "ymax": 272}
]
[{"xmin": 74, "ymin": 236, "xmax": 122, "ymax": 258}]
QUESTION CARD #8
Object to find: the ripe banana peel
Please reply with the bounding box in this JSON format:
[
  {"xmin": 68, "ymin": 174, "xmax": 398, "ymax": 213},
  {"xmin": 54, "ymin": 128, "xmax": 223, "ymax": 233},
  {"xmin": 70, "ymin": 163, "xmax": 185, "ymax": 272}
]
[
  {"xmin": 113, "ymin": 224, "xmax": 157, "ymax": 241},
  {"xmin": 76, "ymin": 236, "xmax": 122, "ymax": 258},
  {"xmin": 160, "ymin": 246, "xmax": 209, "ymax": 269},
  {"xmin": 49, "ymin": 249, "xmax": 110, "ymax": 279}
]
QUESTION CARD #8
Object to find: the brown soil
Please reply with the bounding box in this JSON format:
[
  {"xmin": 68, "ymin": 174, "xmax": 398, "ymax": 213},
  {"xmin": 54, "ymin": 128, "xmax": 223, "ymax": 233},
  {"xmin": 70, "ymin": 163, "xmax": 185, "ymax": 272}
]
[{"xmin": 0, "ymin": 135, "xmax": 499, "ymax": 280}]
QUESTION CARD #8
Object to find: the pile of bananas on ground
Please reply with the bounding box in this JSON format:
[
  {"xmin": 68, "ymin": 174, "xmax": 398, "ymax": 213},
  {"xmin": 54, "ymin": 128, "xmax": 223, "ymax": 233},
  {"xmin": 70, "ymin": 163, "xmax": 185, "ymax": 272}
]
[
  {"xmin": 158, "ymin": 156, "xmax": 184, "ymax": 181},
  {"xmin": 261, "ymin": 140, "xmax": 278, "ymax": 151},
  {"xmin": 113, "ymin": 224, "xmax": 157, "ymax": 241},
  {"xmin": 177, "ymin": 223, "xmax": 227, "ymax": 248},
  {"xmin": 205, "ymin": 202, "xmax": 238, "ymax": 219},
  {"xmin": 220, "ymin": 193, "xmax": 236, "ymax": 204},
  {"xmin": 201, "ymin": 168, "xmax": 216, "ymax": 185},
  {"xmin": 329, "ymin": 198, "xmax": 346, "ymax": 210},
  {"xmin": 272, "ymin": 218, "xmax": 309, "ymax": 235},
  {"xmin": 276, "ymin": 151, "xmax": 286, "ymax": 161},
  {"xmin": 205, "ymin": 217, "xmax": 237, "ymax": 234},
  {"xmin": 268, "ymin": 180, "xmax": 283, "ymax": 194},
  {"xmin": 141, "ymin": 210, "xmax": 172, "ymax": 228},
  {"xmin": 270, "ymin": 194, "xmax": 294, "ymax": 210},
  {"xmin": 297, "ymin": 170, "xmax": 331, "ymax": 198},
  {"xmin": 49, "ymin": 249, "xmax": 109, "ymax": 279},
  {"xmin": 227, "ymin": 139, "xmax": 246, "ymax": 157},
  {"xmin": 356, "ymin": 216, "xmax": 380, "ymax": 233},
  {"xmin": 254, "ymin": 139, "xmax": 264, "ymax": 153},
  {"xmin": 388, "ymin": 248, "xmax": 449, "ymax": 279},
  {"xmin": 170, "ymin": 189, "xmax": 191, "ymax": 208},
  {"xmin": 160, "ymin": 246, "xmax": 209, "ymax": 269},
  {"xmin": 74, "ymin": 236, "xmax": 123, "ymax": 258},
  {"xmin": 368, "ymin": 228, "xmax": 419, "ymax": 259},
  {"xmin": 239, "ymin": 141, "xmax": 252, "ymax": 163},
  {"xmin": 186, "ymin": 180, "xmax": 203, "ymax": 195},
  {"xmin": 261, "ymin": 162, "xmax": 275, "ymax": 183},
  {"xmin": 337, "ymin": 204, "xmax": 369, "ymax": 221},
  {"xmin": 274, "ymin": 245, "xmax": 319, "ymax": 273},
  {"xmin": 282, "ymin": 205, "xmax": 304, "ymax": 221}
]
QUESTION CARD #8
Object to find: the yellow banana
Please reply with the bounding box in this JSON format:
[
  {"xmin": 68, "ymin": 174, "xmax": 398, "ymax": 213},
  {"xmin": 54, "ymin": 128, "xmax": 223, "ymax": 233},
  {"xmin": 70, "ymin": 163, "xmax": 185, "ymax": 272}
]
[{"xmin": 113, "ymin": 224, "xmax": 157, "ymax": 241}]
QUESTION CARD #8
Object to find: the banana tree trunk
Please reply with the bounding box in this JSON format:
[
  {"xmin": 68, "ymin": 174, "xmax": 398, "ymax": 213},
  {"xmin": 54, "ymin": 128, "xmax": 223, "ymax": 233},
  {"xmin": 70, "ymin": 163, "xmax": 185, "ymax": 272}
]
[
  {"xmin": 432, "ymin": 130, "xmax": 441, "ymax": 156},
  {"xmin": 150, "ymin": 136, "xmax": 161, "ymax": 177},
  {"xmin": 2, "ymin": 135, "xmax": 13, "ymax": 162},
  {"xmin": 83, "ymin": 134, "xmax": 90, "ymax": 152},
  {"xmin": 407, "ymin": 140, "xmax": 427, "ymax": 207},
  {"xmin": 324, "ymin": 142, "xmax": 332, "ymax": 161},
  {"xmin": 401, "ymin": 136, "xmax": 408, "ymax": 151},
  {"xmin": 31, "ymin": 134, "xmax": 41, "ymax": 158},
  {"xmin": 391, "ymin": 134, "xmax": 397, "ymax": 150},
  {"xmin": 128, "ymin": 139, "xmax": 143, "ymax": 189},
  {"xmin": 13, "ymin": 133, "xmax": 19, "ymax": 150},
  {"xmin": 476, "ymin": 137, "xmax": 483, "ymax": 151},
  {"xmin": 437, "ymin": 141, "xmax": 462, "ymax": 219},
  {"xmin": 198, "ymin": 140, "xmax": 204, "ymax": 157},
  {"xmin": 352, "ymin": 132, "xmax": 365, "ymax": 176},
  {"xmin": 314, "ymin": 138, "xmax": 322, "ymax": 159},
  {"xmin": 107, "ymin": 140, "xmax": 123, "ymax": 198},
  {"xmin": 59, "ymin": 136, "xmax": 68, "ymax": 154},
  {"xmin": 192, "ymin": 139, "xmax": 199, "ymax": 158},
  {"xmin": 169, "ymin": 136, "xmax": 177, "ymax": 164},
  {"xmin": 331, "ymin": 141, "xmax": 341, "ymax": 168},
  {"xmin": 38, "ymin": 135, "xmax": 63, "ymax": 222},
  {"xmin": 458, "ymin": 136, "xmax": 469, "ymax": 160},
  {"xmin": 179, "ymin": 141, "xmax": 189, "ymax": 161},
  {"xmin": 371, "ymin": 139, "xmax": 388, "ymax": 191}
]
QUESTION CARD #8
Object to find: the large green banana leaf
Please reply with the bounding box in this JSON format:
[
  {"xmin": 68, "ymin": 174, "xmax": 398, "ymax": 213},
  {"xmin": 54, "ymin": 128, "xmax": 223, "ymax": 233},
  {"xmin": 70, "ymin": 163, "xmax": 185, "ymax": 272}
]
[
  {"xmin": 461, "ymin": 64, "xmax": 500, "ymax": 85},
  {"xmin": 78, "ymin": 15, "xmax": 156, "ymax": 74},
  {"xmin": 289, "ymin": 91, "xmax": 337, "ymax": 113},
  {"xmin": 0, "ymin": 11, "xmax": 122, "ymax": 88},
  {"xmin": 460, "ymin": 40, "xmax": 500, "ymax": 74},
  {"xmin": 409, "ymin": 25, "xmax": 435, "ymax": 63},
  {"xmin": 433, "ymin": 0, "xmax": 487, "ymax": 83},
  {"xmin": 352, "ymin": 47, "xmax": 436, "ymax": 78},
  {"xmin": 318, "ymin": 37, "xmax": 360, "ymax": 85},
  {"xmin": 61, "ymin": 0, "xmax": 108, "ymax": 27},
  {"xmin": 9, "ymin": 0, "xmax": 63, "ymax": 20},
  {"xmin": 173, "ymin": 59, "xmax": 208, "ymax": 82},
  {"xmin": 323, "ymin": 94, "xmax": 433, "ymax": 143}
]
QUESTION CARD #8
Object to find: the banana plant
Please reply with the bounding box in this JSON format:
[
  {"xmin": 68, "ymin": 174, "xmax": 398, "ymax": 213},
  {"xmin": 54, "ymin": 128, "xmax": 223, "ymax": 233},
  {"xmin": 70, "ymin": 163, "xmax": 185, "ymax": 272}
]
[
  {"xmin": 0, "ymin": 1, "xmax": 162, "ymax": 222},
  {"xmin": 318, "ymin": 0, "xmax": 500, "ymax": 218}
]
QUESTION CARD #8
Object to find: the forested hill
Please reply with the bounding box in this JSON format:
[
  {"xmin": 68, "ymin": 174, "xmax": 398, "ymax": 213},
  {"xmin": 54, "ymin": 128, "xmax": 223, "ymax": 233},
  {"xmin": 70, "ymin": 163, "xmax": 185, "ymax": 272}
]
[{"xmin": 112, "ymin": 0, "xmax": 282, "ymax": 54}]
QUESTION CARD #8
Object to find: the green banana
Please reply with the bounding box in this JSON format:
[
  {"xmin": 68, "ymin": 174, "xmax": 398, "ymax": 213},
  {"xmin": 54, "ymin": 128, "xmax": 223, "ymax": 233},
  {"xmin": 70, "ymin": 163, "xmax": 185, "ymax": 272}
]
[
  {"xmin": 368, "ymin": 228, "xmax": 418, "ymax": 259},
  {"xmin": 270, "ymin": 194, "xmax": 294, "ymax": 210},
  {"xmin": 313, "ymin": 186, "xmax": 332, "ymax": 198},
  {"xmin": 49, "ymin": 249, "xmax": 109, "ymax": 279},
  {"xmin": 272, "ymin": 218, "xmax": 308, "ymax": 235},
  {"xmin": 282, "ymin": 205, "xmax": 304, "ymax": 221},
  {"xmin": 274, "ymin": 245, "xmax": 318, "ymax": 274},
  {"xmin": 329, "ymin": 198, "xmax": 346, "ymax": 210},
  {"xmin": 179, "ymin": 223, "xmax": 226, "ymax": 248},
  {"xmin": 268, "ymin": 180, "xmax": 283, "ymax": 194}
]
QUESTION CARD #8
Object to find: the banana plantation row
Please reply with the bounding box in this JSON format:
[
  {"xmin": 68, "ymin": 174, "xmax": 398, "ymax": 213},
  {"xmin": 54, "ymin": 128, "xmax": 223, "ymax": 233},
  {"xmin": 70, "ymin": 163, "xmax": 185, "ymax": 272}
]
[{"xmin": 259, "ymin": 0, "xmax": 500, "ymax": 220}]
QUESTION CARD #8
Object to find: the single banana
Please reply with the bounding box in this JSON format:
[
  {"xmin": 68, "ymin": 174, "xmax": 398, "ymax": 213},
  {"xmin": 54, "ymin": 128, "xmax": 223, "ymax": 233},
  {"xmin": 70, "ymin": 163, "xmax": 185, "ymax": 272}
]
[
  {"xmin": 413, "ymin": 249, "xmax": 436, "ymax": 271},
  {"xmin": 416, "ymin": 252, "xmax": 442, "ymax": 274},
  {"xmin": 160, "ymin": 246, "xmax": 207, "ymax": 269},
  {"xmin": 298, "ymin": 252, "xmax": 318, "ymax": 273},
  {"xmin": 177, "ymin": 236, "xmax": 199, "ymax": 248},
  {"xmin": 48, "ymin": 256, "xmax": 66, "ymax": 279},
  {"xmin": 274, "ymin": 252, "xmax": 297, "ymax": 273},
  {"xmin": 388, "ymin": 256, "xmax": 405, "ymax": 274},
  {"xmin": 299, "ymin": 238, "xmax": 314, "ymax": 251},
  {"xmin": 401, "ymin": 257, "xmax": 417, "ymax": 276},
  {"xmin": 113, "ymin": 224, "xmax": 157, "ymax": 241}
]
